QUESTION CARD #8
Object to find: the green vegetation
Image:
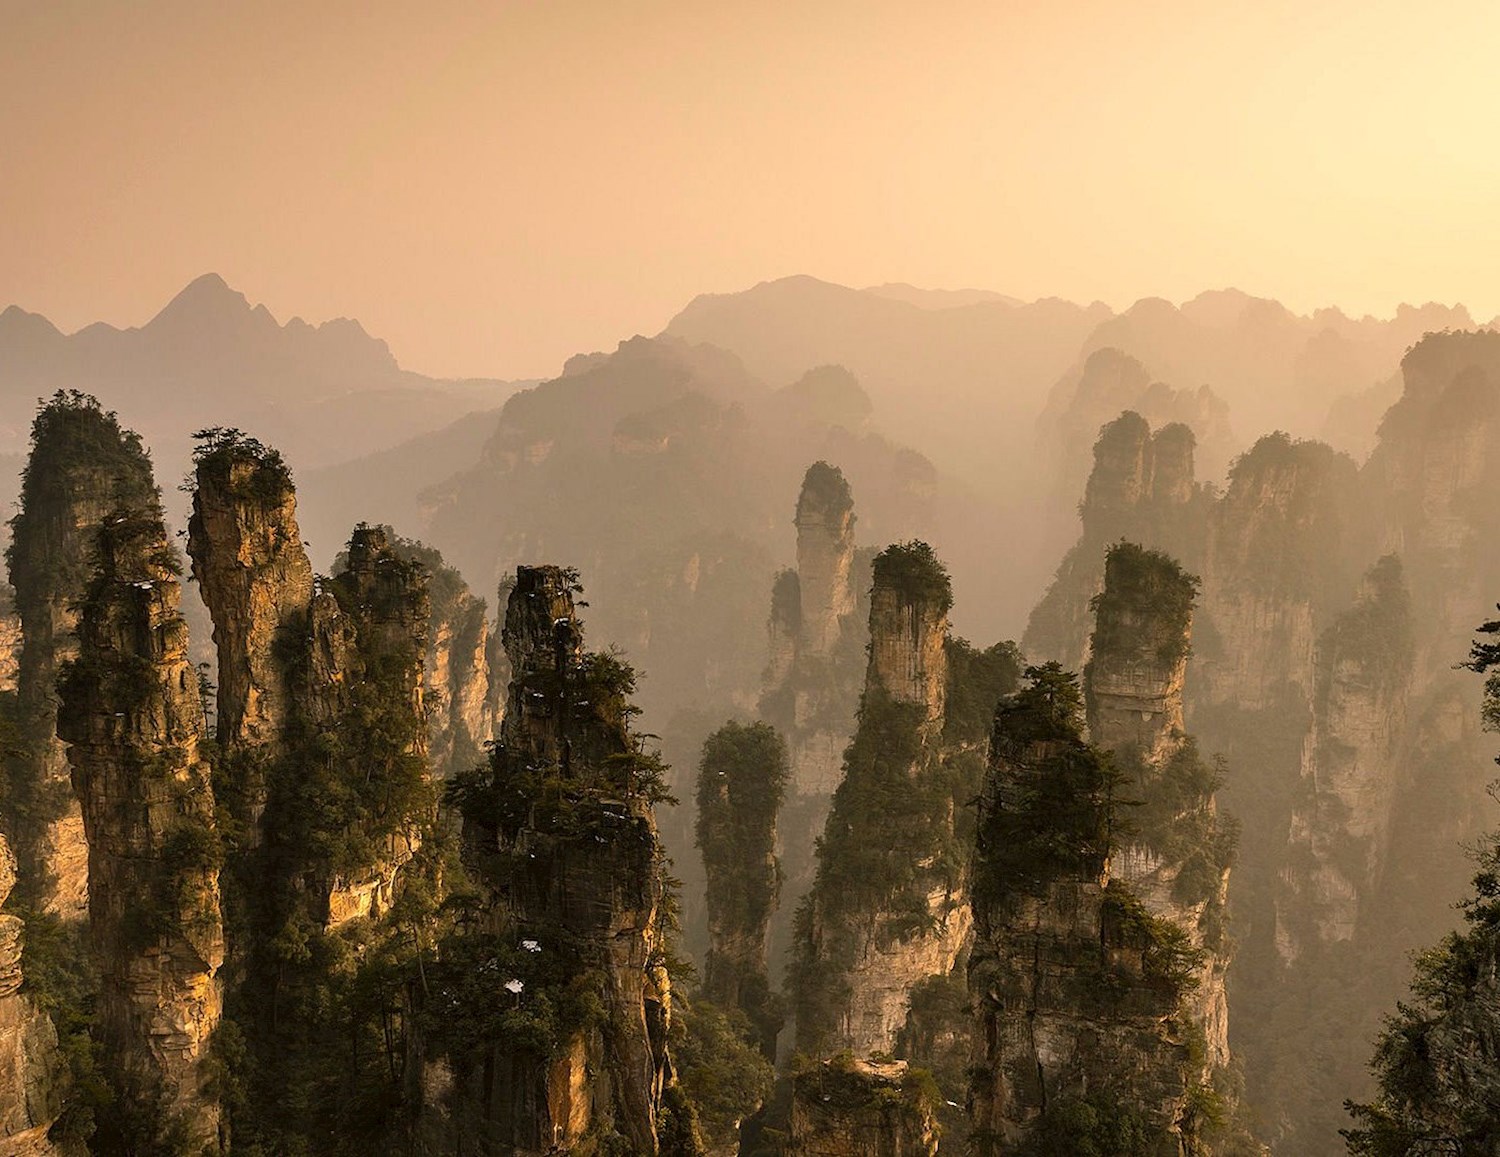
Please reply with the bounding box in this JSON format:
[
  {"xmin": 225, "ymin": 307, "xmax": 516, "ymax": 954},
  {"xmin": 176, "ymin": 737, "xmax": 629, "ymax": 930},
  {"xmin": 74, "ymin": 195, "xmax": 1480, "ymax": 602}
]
[
  {"xmin": 1115, "ymin": 738, "xmax": 1238, "ymax": 913},
  {"xmin": 218, "ymin": 526, "xmax": 441, "ymax": 1154},
  {"xmin": 790, "ymin": 681, "xmax": 973, "ymax": 1053},
  {"xmin": 943, "ymin": 638, "xmax": 1023, "ymax": 747},
  {"xmin": 872, "ymin": 540, "xmax": 953, "ymax": 615},
  {"xmin": 976, "ymin": 663, "xmax": 1119, "ymax": 909},
  {"xmin": 1342, "ymin": 831, "xmax": 1500, "ymax": 1154},
  {"xmin": 1010, "ymin": 1090, "xmax": 1159, "ymax": 1157},
  {"xmin": 695, "ymin": 721, "xmax": 788, "ymax": 1052},
  {"xmin": 4, "ymin": 392, "xmax": 158, "ymax": 908},
  {"xmin": 1087, "ymin": 540, "xmax": 1198, "ymax": 666},
  {"xmin": 190, "ymin": 426, "xmax": 294, "ymax": 499},
  {"xmin": 1217, "ymin": 433, "xmax": 1360, "ymax": 603},
  {"xmin": 673, "ymin": 996, "xmax": 776, "ymax": 1150}
]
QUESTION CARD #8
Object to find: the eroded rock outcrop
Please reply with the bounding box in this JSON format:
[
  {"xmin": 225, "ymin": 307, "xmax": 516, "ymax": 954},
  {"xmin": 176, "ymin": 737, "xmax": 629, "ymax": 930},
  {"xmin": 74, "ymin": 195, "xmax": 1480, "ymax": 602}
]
[
  {"xmin": 1043, "ymin": 347, "xmax": 1233, "ymax": 516},
  {"xmin": 57, "ymin": 504, "xmax": 224, "ymax": 1153},
  {"xmin": 760, "ymin": 463, "xmax": 869, "ymax": 798},
  {"xmin": 443, "ymin": 565, "xmax": 679, "ymax": 1153},
  {"xmin": 378, "ymin": 534, "xmax": 496, "ymax": 779},
  {"xmin": 787, "ymin": 1058, "xmax": 938, "ymax": 1157},
  {"xmin": 5, "ymin": 393, "xmax": 157, "ymax": 919},
  {"xmin": 305, "ymin": 525, "xmax": 430, "ymax": 926},
  {"xmin": 0, "ymin": 835, "xmax": 72, "ymax": 1156}
]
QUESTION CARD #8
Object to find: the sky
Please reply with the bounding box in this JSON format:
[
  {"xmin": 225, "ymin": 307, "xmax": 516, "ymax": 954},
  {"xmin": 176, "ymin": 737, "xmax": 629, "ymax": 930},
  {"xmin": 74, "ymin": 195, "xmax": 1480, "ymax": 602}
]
[{"xmin": 4, "ymin": 0, "xmax": 1500, "ymax": 380}]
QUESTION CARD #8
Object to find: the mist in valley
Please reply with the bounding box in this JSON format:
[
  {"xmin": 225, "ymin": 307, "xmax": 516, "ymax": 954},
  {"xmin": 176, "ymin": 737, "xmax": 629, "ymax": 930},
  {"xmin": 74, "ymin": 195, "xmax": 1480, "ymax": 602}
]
[{"xmin": 4, "ymin": 4, "xmax": 1500, "ymax": 1155}]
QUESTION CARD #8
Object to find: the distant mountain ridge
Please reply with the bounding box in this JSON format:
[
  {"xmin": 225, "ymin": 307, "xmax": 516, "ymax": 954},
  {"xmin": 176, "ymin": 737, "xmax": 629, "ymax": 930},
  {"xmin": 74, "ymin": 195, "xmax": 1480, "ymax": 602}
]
[{"xmin": 0, "ymin": 273, "xmax": 521, "ymax": 466}]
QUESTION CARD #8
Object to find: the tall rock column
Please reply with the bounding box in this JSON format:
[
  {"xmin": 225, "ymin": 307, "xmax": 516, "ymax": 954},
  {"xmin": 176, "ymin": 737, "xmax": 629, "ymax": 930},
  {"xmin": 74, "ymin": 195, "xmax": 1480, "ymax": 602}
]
[
  {"xmin": 57, "ymin": 505, "xmax": 225, "ymax": 1154},
  {"xmin": 186, "ymin": 429, "xmax": 313, "ymax": 845},
  {"xmin": 5, "ymin": 392, "xmax": 158, "ymax": 918},
  {"xmin": 1084, "ymin": 543, "xmax": 1237, "ymax": 1092},
  {"xmin": 696, "ymin": 720, "xmax": 789, "ymax": 1056},
  {"xmin": 794, "ymin": 461, "xmax": 857, "ymax": 657},
  {"xmin": 792, "ymin": 541, "xmax": 969, "ymax": 1060},
  {"xmin": 760, "ymin": 463, "xmax": 868, "ymax": 797},
  {"xmin": 969, "ymin": 660, "xmax": 1236, "ymax": 1156},
  {"xmin": 445, "ymin": 565, "xmax": 677, "ymax": 1154}
]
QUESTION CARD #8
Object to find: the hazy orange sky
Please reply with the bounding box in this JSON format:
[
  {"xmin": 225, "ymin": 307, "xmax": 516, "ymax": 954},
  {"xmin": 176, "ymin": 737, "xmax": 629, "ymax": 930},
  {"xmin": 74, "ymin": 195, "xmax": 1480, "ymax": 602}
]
[{"xmin": 5, "ymin": 0, "xmax": 1499, "ymax": 379}]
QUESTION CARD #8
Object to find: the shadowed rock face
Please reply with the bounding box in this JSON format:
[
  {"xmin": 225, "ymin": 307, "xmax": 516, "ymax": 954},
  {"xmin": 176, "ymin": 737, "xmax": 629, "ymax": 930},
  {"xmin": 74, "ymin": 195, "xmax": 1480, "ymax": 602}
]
[
  {"xmin": 307, "ymin": 525, "xmax": 430, "ymax": 927},
  {"xmin": 5, "ymin": 393, "xmax": 157, "ymax": 920},
  {"xmin": 0, "ymin": 835, "xmax": 72, "ymax": 1156},
  {"xmin": 58, "ymin": 505, "xmax": 224, "ymax": 1153},
  {"xmin": 449, "ymin": 565, "xmax": 676, "ymax": 1154}
]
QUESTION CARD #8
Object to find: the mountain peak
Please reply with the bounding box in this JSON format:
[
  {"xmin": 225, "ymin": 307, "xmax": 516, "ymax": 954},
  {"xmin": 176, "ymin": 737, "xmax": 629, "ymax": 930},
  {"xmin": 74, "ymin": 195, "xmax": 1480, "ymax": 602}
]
[{"xmin": 147, "ymin": 272, "xmax": 258, "ymax": 330}]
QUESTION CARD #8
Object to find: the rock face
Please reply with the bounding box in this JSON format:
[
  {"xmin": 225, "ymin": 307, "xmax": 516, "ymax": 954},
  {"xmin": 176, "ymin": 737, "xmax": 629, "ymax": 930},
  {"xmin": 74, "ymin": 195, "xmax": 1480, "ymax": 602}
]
[
  {"xmin": 787, "ymin": 1058, "xmax": 938, "ymax": 1157},
  {"xmin": 793, "ymin": 542, "xmax": 968, "ymax": 1061},
  {"xmin": 1277, "ymin": 556, "xmax": 1413, "ymax": 960},
  {"xmin": 187, "ymin": 430, "xmax": 314, "ymax": 843},
  {"xmin": 1025, "ymin": 412, "xmax": 1207, "ymax": 673},
  {"xmin": 5, "ymin": 393, "xmax": 158, "ymax": 919},
  {"xmin": 696, "ymin": 721, "xmax": 788, "ymax": 1055},
  {"xmin": 0, "ymin": 835, "xmax": 72, "ymax": 1156},
  {"xmin": 57, "ymin": 504, "xmax": 224, "ymax": 1153},
  {"xmin": 447, "ymin": 565, "xmax": 676, "ymax": 1153},
  {"xmin": 969, "ymin": 646, "xmax": 1238, "ymax": 1157}
]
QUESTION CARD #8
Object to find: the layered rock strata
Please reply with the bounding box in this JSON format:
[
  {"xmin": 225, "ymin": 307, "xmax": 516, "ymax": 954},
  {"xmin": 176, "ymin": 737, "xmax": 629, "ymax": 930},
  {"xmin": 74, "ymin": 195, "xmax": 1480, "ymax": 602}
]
[
  {"xmin": 1083, "ymin": 542, "xmax": 1236, "ymax": 1088},
  {"xmin": 57, "ymin": 504, "xmax": 224, "ymax": 1152},
  {"xmin": 187, "ymin": 430, "xmax": 314, "ymax": 845},
  {"xmin": 1277, "ymin": 555, "xmax": 1413, "ymax": 960}
]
